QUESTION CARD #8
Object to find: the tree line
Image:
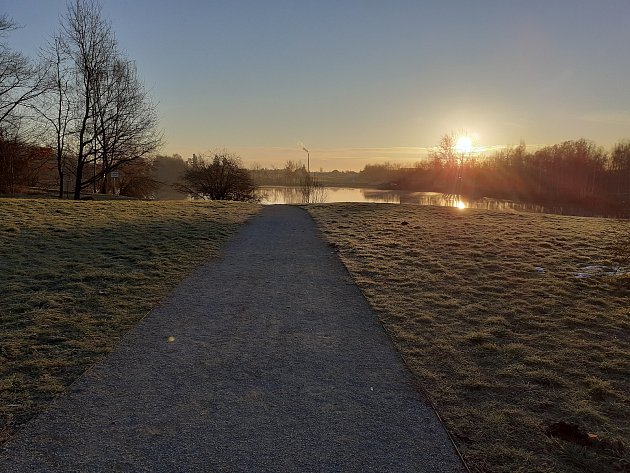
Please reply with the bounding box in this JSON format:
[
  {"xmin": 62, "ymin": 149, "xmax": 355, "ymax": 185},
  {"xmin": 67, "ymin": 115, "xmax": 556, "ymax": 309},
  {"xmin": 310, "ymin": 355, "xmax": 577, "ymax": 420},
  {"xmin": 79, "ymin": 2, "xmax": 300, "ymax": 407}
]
[
  {"xmin": 0, "ymin": 0, "xmax": 162, "ymax": 199},
  {"xmin": 363, "ymin": 135, "xmax": 630, "ymax": 215}
]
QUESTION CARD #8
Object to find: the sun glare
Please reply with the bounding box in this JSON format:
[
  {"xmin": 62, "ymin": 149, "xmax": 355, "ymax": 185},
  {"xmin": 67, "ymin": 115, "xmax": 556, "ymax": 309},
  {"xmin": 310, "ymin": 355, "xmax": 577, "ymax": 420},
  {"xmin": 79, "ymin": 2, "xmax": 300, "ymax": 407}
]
[
  {"xmin": 455, "ymin": 135, "xmax": 473, "ymax": 153},
  {"xmin": 456, "ymin": 201, "xmax": 466, "ymax": 209}
]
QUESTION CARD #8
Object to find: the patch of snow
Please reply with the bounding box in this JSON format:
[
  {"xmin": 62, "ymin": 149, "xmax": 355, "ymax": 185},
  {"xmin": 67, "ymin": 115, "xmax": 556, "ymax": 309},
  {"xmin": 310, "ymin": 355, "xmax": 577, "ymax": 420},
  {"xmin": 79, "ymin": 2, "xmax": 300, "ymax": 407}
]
[{"xmin": 574, "ymin": 265, "xmax": 629, "ymax": 278}]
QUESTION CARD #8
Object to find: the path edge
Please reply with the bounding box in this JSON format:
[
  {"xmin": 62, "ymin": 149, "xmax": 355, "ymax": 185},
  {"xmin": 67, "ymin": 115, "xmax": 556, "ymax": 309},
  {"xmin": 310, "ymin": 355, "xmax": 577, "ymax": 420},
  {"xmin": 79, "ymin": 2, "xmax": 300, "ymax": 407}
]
[{"xmin": 300, "ymin": 204, "xmax": 472, "ymax": 473}]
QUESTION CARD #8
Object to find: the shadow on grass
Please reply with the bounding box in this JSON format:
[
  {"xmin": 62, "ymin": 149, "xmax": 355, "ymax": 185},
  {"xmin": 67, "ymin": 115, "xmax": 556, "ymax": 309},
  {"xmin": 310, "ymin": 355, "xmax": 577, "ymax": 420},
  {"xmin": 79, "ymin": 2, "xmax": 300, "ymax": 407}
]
[{"xmin": 0, "ymin": 201, "xmax": 258, "ymax": 444}]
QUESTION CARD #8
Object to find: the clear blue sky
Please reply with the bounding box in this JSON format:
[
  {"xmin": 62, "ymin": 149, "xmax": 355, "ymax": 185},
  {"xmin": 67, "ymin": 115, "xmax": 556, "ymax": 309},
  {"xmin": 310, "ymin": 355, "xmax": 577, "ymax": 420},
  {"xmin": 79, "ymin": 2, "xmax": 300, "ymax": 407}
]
[{"xmin": 4, "ymin": 0, "xmax": 630, "ymax": 170}]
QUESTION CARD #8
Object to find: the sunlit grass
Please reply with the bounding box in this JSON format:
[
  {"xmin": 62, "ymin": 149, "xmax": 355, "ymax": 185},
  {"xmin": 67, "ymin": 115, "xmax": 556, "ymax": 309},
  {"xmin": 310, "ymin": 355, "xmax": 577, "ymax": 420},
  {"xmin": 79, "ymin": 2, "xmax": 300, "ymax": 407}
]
[
  {"xmin": 308, "ymin": 203, "xmax": 629, "ymax": 473},
  {"xmin": 0, "ymin": 198, "xmax": 260, "ymax": 443}
]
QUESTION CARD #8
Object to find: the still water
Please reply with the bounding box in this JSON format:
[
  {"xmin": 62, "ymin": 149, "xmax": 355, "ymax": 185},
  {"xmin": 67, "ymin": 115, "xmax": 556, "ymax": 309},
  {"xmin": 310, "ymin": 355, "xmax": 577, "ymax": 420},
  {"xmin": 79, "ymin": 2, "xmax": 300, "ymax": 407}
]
[
  {"xmin": 258, "ymin": 186, "xmax": 601, "ymax": 217},
  {"xmin": 259, "ymin": 186, "xmax": 399, "ymax": 205}
]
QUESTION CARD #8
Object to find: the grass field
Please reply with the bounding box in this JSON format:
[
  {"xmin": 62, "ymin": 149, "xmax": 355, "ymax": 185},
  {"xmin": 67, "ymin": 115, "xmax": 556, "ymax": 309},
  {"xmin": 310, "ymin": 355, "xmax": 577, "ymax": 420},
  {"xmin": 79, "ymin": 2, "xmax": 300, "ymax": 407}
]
[
  {"xmin": 0, "ymin": 198, "xmax": 260, "ymax": 443},
  {"xmin": 308, "ymin": 203, "xmax": 629, "ymax": 473}
]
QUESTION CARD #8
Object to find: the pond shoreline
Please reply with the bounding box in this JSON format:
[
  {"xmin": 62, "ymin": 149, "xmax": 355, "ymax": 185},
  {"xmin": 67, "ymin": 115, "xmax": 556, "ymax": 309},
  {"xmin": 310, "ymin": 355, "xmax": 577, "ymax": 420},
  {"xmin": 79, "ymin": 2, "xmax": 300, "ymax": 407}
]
[{"xmin": 258, "ymin": 186, "xmax": 628, "ymax": 219}]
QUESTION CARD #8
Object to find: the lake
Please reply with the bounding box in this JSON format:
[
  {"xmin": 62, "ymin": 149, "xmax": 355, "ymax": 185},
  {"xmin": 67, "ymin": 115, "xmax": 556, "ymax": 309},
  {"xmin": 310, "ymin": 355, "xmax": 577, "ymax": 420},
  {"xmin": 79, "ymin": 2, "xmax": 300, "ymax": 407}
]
[{"xmin": 258, "ymin": 186, "xmax": 615, "ymax": 217}]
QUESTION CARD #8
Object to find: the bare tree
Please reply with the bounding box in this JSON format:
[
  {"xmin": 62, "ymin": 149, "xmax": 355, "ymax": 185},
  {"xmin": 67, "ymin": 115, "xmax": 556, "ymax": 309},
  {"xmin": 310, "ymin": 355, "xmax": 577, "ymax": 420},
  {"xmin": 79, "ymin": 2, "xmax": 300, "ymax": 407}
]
[
  {"xmin": 298, "ymin": 173, "xmax": 327, "ymax": 203},
  {"xmin": 0, "ymin": 15, "xmax": 47, "ymax": 132},
  {"xmin": 610, "ymin": 140, "xmax": 630, "ymax": 204},
  {"xmin": 58, "ymin": 0, "xmax": 116, "ymax": 199},
  {"xmin": 37, "ymin": 36, "xmax": 73, "ymax": 197},
  {"xmin": 90, "ymin": 57, "xmax": 163, "ymax": 194},
  {"xmin": 428, "ymin": 133, "xmax": 474, "ymax": 198},
  {"xmin": 43, "ymin": 0, "xmax": 163, "ymax": 199},
  {"xmin": 176, "ymin": 151, "xmax": 259, "ymax": 202},
  {"xmin": 0, "ymin": 15, "xmax": 51, "ymax": 194}
]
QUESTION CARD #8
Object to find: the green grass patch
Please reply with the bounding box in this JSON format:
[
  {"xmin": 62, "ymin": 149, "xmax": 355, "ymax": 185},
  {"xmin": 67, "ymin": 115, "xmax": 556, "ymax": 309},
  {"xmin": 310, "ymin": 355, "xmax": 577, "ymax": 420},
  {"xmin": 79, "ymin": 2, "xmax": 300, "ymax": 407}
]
[
  {"xmin": 308, "ymin": 203, "xmax": 629, "ymax": 473},
  {"xmin": 0, "ymin": 198, "xmax": 260, "ymax": 443}
]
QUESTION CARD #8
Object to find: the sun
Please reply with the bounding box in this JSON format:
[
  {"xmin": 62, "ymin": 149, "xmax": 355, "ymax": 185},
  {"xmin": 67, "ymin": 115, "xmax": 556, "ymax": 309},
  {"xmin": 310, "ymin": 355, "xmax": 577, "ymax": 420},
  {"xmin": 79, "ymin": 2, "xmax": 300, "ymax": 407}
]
[{"xmin": 455, "ymin": 135, "xmax": 473, "ymax": 153}]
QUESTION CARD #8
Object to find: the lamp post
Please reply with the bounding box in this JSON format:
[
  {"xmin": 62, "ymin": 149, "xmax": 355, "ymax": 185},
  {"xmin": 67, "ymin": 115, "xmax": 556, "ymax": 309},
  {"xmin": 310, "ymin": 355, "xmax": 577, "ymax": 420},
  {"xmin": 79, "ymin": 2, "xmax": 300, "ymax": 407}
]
[{"xmin": 302, "ymin": 145, "xmax": 310, "ymax": 174}]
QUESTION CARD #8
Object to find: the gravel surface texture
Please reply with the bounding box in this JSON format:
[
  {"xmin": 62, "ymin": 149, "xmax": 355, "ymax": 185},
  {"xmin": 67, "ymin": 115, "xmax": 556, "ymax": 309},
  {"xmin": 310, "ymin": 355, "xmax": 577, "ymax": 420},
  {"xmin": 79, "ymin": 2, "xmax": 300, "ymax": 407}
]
[{"xmin": 0, "ymin": 205, "xmax": 466, "ymax": 472}]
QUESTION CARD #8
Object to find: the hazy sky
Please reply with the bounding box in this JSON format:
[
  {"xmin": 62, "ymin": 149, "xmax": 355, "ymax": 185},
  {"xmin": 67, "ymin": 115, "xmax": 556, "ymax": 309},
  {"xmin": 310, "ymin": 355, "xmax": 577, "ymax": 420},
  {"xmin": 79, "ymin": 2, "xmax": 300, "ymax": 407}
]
[{"xmin": 4, "ymin": 1, "xmax": 630, "ymax": 170}]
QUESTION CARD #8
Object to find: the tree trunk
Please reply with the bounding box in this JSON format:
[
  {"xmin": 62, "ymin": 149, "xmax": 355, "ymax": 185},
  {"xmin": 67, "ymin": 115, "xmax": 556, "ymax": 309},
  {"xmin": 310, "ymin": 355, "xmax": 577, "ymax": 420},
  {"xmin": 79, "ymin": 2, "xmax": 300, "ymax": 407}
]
[
  {"xmin": 73, "ymin": 161, "xmax": 83, "ymax": 200},
  {"xmin": 58, "ymin": 171, "xmax": 64, "ymax": 199}
]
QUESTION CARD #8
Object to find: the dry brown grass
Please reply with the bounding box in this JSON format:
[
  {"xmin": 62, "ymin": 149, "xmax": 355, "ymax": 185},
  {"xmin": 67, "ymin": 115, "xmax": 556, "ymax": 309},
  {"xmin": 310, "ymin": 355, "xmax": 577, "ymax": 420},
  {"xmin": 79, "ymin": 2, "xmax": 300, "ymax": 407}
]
[
  {"xmin": 0, "ymin": 198, "xmax": 259, "ymax": 443},
  {"xmin": 308, "ymin": 203, "xmax": 629, "ymax": 473}
]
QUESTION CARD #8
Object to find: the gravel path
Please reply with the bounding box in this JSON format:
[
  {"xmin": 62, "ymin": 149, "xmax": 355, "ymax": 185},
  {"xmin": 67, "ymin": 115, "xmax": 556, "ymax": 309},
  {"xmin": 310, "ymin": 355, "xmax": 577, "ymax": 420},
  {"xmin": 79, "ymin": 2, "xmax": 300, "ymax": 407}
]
[{"xmin": 0, "ymin": 205, "xmax": 466, "ymax": 472}]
